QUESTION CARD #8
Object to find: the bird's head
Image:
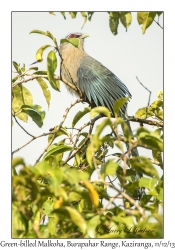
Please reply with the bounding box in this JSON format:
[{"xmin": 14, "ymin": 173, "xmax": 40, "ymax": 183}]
[{"xmin": 60, "ymin": 33, "xmax": 89, "ymax": 52}]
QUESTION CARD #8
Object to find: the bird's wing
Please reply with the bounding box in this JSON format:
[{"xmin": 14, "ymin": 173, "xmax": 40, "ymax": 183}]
[{"xmin": 77, "ymin": 55, "xmax": 131, "ymax": 115}]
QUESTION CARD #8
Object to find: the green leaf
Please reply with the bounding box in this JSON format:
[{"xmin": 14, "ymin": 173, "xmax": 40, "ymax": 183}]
[
  {"xmin": 12, "ymin": 76, "xmax": 18, "ymax": 84},
  {"xmin": 137, "ymin": 12, "xmax": 156, "ymax": 34},
  {"xmin": 87, "ymin": 215, "xmax": 101, "ymax": 238},
  {"xmin": 109, "ymin": 12, "xmax": 120, "ymax": 35},
  {"xmin": 69, "ymin": 12, "xmax": 77, "ymax": 19},
  {"xmin": 12, "ymin": 157, "xmax": 25, "ymax": 168},
  {"xmin": 79, "ymin": 171, "xmax": 90, "ymax": 181},
  {"xmin": 29, "ymin": 67, "xmax": 38, "ymax": 71},
  {"xmin": 156, "ymin": 12, "xmax": 163, "ymax": 17},
  {"xmin": 21, "ymin": 64, "xmax": 25, "ymax": 72},
  {"xmin": 139, "ymin": 177, "xmax": 157, "ymax": 190},
  {"xmin": 94, "ymin": 118, "xmax": 112, "ymax": 138},
  {"xmin": 60, "ymin": 38, "xmax": 79, "ymax": 48},
  {"xmin": 88, "ymin": 12, "xmax": 94, "ymax": 21},
  {"xmin": 12, "ymin": 61, "xmax": 20, "ymax": 72},
  {"xmin": 152, "ymin": 150, "xmax": 163, "ymax": 167},
  {"xmin": 113, "ymin": 97, "xmax": 129, "ymax": 117},
  {"xmin": 30, "ymin": 30, "xmax": 57, "ymax": 44},
  {"xmin": 112, "ymin": 215, "xmax": 134, "ymax": 228},
  {"xmin": 151, "ymin": 99, "xmax": 163, "ymax": 109},
  {"xmin": 86, "ymin": 144, "xmax": 93, "ymax": 168},
  {"xmin": 60, "ymin": 12, "xmax": 66, "ymax": 19},
  {"xmin": 62, "ymin": 167, "xmax": 80, "ymax": 185},
  {"xmin": 135, "ymin": 107, "xmax": 153, "ymax": 119},
  {"xmin": 12, "ymin": 205, "xmax": 28, "ymax": 237},
  {"xmin": 157, "ymin": 188, "xmax": 163, "ymax": 201},
  {"xmin": 81, "ymin": 12, "xmax": 87, "ymax": 29},
  {"xmin": 47, "ymin": 50, "xmax": 60, "ymax": 91},
  {"xmin": 157, "ymin": 90, "xmax": 163, "ymax": 100},
  {"xmin": 151, "ymin": 213, "xmax": 163, "ymax": 226},
  {"xmin": 101, "ymin": 159, "xmax": 118, "ymax": 179},
  {"xmin": 154, "ymin": 128, "xmax": 162, "ymax": 136},
  {"xmin": 42, "ymin": 197, "xmax": 54, "ymax": 215},
  {"xmin": 16, "ymin": 112, "xmax": 28, "ymax": 122},
  {"xmin": 48, "ymin": 50, "xmax": 57, "ymax": 72},
  {"xmin": 72, "ymin": 107, "xmax": 91, "ymax": 127},
  {"xmin": 33, "ymin": 70, "xmax": 47, "ymax": 75},
  {"xmin": 48, "ymin": 126, "xmax": 68, "ymax": 143},
  {"xmin": 49, "ymin": 12, "xmax": 55, "ymax": 15},
  {"xmin": 154, "ymin": 109, "xmax": 163, "ymax": 120},
  {"xmin": 68, "ymin": 192, "xmax": 83, "ymax": 203},
  {"xmin": 35, "ymin": 44, "xmax": 51, "ymax": 62},
  {"xmin": 125, "ymin": 181, "xmax": 139, "ymax": 191},
  {"xmin": 35, "ymin": 160, "xmax": 54, "ymax": 175},
  {"xmin": 140, "ymin": 195, "xmax": 152, "ymax": 206},
  {"xmin": 120, "ymin": 12, "xmax": 132, "ymax": 29},
  {"xmin": 90, "ymin": 106, "xmax": 111, "ymax": 118},
  {"xmin": 21, "ymin": 104, "xmax": 45, "ymax": 127},
  {"xmin": 137, "ymin": 127, "xmax": 163, "ymax": 151},
  {"xmin": 65, "ymin": 206, "xmax": 87, "ymax": 234},
  {"xmin": 43, "ymin": 144, "xmax": 72, "ymax": 161},
  {"xmin": 115, "ymin": 141, "xmax": 124, "ymax": 151},
  {"xmin": 12, "ymin": 85, "xmax": 33, "ymax": 106},
  {"xmin": 81, "ymin": 180, "xmax": 99, "ymax": 208},
  {"xmin": 36, "ymin": 78, "xmax": 51, "ymax": 108},
  {"xmin": 22, "ymin": 86, "xmax": 33, "ymax": 104},
  {"xmin": 130, "ymin": 156, "xmax": 159, "ymax": 179},
  {"xmin": 116, "ymin": 117, "xmax": 130, "ymax": 139},
  {"xmin": 12, "ymin": 85, "xmax": 33, "ymax": 122}
]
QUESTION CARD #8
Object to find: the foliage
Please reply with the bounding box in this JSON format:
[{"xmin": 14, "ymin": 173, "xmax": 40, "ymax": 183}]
[
  {"xmin": 57, "ymin": 11, "xmax": 163, "ymax": 35},
  {"xmin": 12, "ymin": 13, "xmax": 163, "ymax": 239}
]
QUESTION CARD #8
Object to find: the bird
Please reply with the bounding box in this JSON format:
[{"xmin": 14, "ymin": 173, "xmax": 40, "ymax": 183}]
[
  {"xmin": 59, "ymin": 33, "xmax": 132, "ymax": 117},
  {"xmin": 60, "ymin": 33, "xmax": 145, "ymax": 198},
  {"xmin": 59, "ymin": 33, "xmax": 139, "ymax": 157}
]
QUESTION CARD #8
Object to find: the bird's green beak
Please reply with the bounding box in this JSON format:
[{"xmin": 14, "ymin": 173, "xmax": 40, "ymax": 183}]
[{"xmin": 81, "ymin": 34, "xmax": 89, "ymax": 39}]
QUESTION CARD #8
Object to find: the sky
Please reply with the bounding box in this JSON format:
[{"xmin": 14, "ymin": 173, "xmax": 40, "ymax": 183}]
[{"xmin": 12, "ymin": 12, "xmax": 163, "ymax": 167}]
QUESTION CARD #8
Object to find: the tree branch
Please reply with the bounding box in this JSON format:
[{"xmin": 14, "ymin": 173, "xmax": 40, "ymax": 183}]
[
  {"xmin": 128, "ymin": 116, "xmax": 163, "ymax": 128},
  {"xmin": 34, "ymin": 98, "xmax": 83, "ymax": 166},
  {"xmin": 62, "ymin": 115, "xmax": 102, "ymax": 166},
  {"xmin": 12, "ymin": 74, "xmax": 83, "ymax": 98}
]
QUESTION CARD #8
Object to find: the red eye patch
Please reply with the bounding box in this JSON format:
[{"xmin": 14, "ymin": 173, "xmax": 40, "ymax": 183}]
[{"xmin": 67, "ymin": 33, "xmax": 81, "ymax": 39}]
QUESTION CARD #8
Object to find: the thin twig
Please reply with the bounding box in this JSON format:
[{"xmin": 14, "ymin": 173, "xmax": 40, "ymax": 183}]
[
  {"xmin": 12, "ymin": 74, "xmax": 78, "ymax": 93},
  {"xmin": 12, "ymin": 132, "xmax": 53, "ymax": 155},
  {"xmin": 62, "ymin": 115, "xmax": 102, "ymax": 166},
  {"xmin": 153, "ymin": 19, "xmax": 163, "ymax": 29},
  {"xmin": 34, "ymin": 98, "xmax": 83, "ymax": 166},
  {"xmin": 13, "ymin": 114, "xmax": 35, "ymax": 138},
  {"xmin": 102, "ymin": 197, "xmax": 116, "ymax": 210},
  {"xmin": 136, "ymin": 76, "xmax": 151, "ymax": 118},
  {"xmin": 107, "ymin": 175, "xmax": 117, "ymax": 188},
  {"xmin": 91, "ymin": 179, "xmax": 146, "ymax": 218}
]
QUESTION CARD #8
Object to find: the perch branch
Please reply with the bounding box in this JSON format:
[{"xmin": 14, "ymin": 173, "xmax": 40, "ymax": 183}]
[{"xmin": 128, "ymin": 116, "xmax": 163, "ymax": 128}]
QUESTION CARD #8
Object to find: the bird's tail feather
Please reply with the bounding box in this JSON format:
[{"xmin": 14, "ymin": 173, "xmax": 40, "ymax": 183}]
[{"xmin": 125, "ymin": 119, "xmax": 139, "ymax": 157}]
